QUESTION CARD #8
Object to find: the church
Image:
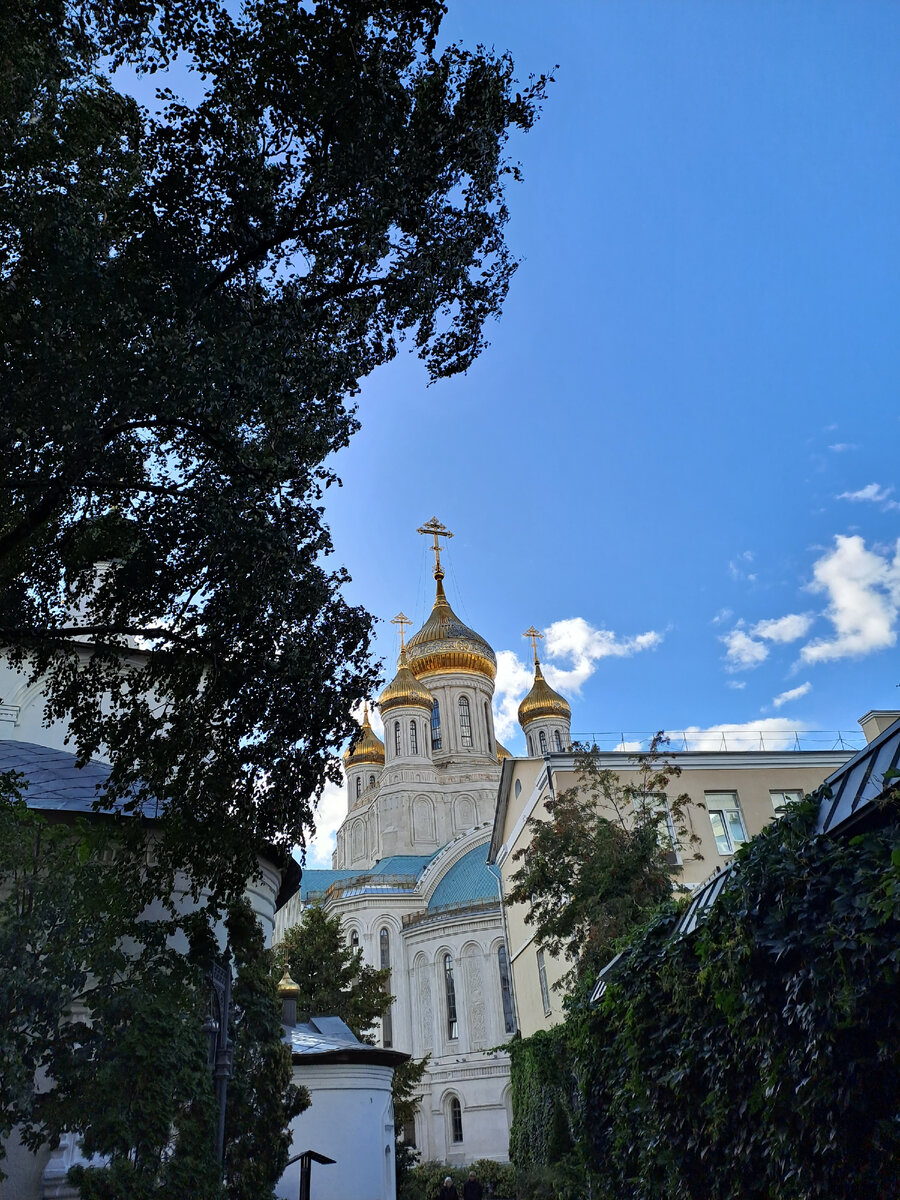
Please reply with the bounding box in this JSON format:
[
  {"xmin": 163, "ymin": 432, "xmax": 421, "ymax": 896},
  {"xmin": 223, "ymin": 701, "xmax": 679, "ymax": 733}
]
[{"xmin": 274, "ymin": 520, "xmax": 574, "ymax": 1164}]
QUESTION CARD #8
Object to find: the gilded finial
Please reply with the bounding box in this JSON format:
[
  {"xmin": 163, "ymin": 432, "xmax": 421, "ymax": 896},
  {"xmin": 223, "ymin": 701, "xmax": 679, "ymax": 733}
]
[
  {"xmin": 417, "ymin": 517, "xmax": 453, "ymax": 580},
  {"xmin": 524, "ymin": 626, "xmax": 544, "ymax": 665},
  {"xmin": 392, "ymin": 612, "xmax": 412, "ymax": 650}
]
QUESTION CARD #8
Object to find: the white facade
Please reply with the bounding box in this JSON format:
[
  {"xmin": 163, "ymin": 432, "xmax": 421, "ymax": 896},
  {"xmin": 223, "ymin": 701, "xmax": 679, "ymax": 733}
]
[{"xmin": 276, "ymin": 564, "xmax": 518, "ymax": 1164}]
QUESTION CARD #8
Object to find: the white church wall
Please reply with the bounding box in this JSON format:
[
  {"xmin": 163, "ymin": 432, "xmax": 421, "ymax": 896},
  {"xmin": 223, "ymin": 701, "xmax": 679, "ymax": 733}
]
[{"xmin": 277, "ymin": 1062, "xmax": 396, "ymax": 1200}]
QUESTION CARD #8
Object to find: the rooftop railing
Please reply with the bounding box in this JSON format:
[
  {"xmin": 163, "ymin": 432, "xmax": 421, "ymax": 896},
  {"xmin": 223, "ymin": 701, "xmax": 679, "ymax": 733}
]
[{"xmin": 568, "ymin": 730, "xmax": 865, "ymax": 753}]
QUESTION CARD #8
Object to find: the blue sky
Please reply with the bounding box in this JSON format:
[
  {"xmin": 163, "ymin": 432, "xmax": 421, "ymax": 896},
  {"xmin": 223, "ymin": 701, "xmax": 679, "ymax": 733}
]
[{"xmin": 119, "ymin": 3, "xmax": 900, "ymax": 861}]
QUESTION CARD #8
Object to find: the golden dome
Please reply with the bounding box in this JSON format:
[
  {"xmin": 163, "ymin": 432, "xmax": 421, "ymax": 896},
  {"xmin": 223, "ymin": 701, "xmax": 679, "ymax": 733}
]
[
  {"xmin": 518, "ymin": 661, "xmax": 571, "ymax": 727},
  {"xmin": 496, "ymin": 741, "xmax": 512, "ymax": 762},
  {"xmin": 342, "ymin": 704, "xmax": 385, "ymax": 767},
  {"xmin": 379, "ymin": 648, "xmax": 435, "ymax": 714},
  {"xmin": 407, "ymin": 574, "xmax": 496, "ymax": 682}
]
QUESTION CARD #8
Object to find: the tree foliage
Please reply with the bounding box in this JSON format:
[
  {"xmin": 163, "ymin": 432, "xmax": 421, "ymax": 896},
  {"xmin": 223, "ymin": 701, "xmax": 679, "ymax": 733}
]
[
  {"xmin": 507, "ymin": 735, "xmax": 697, "ymax": 991},
  {"xmin": 0, "ymin": 0, "xmax": 550, "ymax": 896},
  {"xmin": 276, "ymin": 903, "xmax": 390, "ymax": 1037}
]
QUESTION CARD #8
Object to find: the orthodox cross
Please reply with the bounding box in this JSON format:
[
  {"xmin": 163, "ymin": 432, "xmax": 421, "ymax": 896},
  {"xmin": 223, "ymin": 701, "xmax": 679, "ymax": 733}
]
[
  {"xmin": 523, "ymin": 625, "xmax": 544, "ymax": 664},
  {"xmin": 392, "ymin": 612, "xmax": 412, "ymax": 650},
  {"xmin": 417, "ymin": 517, "xmax": 453, "ymax": 576}
]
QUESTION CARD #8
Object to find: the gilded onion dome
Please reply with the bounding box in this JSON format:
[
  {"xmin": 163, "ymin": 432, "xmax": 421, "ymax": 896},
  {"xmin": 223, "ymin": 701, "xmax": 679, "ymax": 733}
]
[
  {"xmin": 496, "ymin": 741, "xmax": 512, "ymax": 762},
  {"xmin": 406, "ymin": 573, "xmax": 497, "ymax": 681},
  {"xmin": 342, "ymin": 704, "xmax": 385, "ymax": 767},
  {"xmin": 379, "ymin": 647, "xmax": 434, "ymax": 714},
  {"xmin": 518, "ymin": 660, "xmax": 571, "ymax": 727}
]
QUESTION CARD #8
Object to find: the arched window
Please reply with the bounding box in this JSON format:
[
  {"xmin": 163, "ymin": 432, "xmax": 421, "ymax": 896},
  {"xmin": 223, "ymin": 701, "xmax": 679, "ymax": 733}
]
[
  {"xmin": 443, "ymin": 953, "xmax": 459, "ymax": 1039},
  {"xmin": 449, "ymin": 1096, "xmax": 463, "ymax": 1144},
  {"xmin": 527, "ymin": 734, "xmax": 534, "ymax": 756},
  {"xmin": 356, "ymin": 776, "xmax": 361, "ymax": 798},
  {"xmin": 394, "ymin": 721, "xmax": 401, "ymax": 756},
  {"xmin": 554, "ymin": 729, "xmax": 563, "ymax": 751},
  {"xmin": 431, "ymin": 700, "xmax": 442, "ymax": 751},
  {"xmin": 514, "ymin": 779, "xmax": 522, "ymax": 799},
  {"xmin": 380, "ymin": 928, "xmax": 393, "ymax": 1048},
  {"xmin": 539, "ymin": 729, "xmax": 547, "ymax": 754},
  {"xmin": 498, "ymin": 945, "xmax": 516, "ymax": 1034},
  {"xmin": 410, "ymin": 719, "xmax": 418, "ymax": 755},
  {"xmin": 350, "ymin": 929, "xmax": 360, "ymax": 950},
  {"xmin": 459, "ymin": 696, "xmax": 473, "ymax": 748},
  {"xmin": 369, "ymin": 773, "xmax": 376, "ymax": 788},
  {"xmin": 484, "ymin": 702, "xmax": 492, "ymax": 754}
]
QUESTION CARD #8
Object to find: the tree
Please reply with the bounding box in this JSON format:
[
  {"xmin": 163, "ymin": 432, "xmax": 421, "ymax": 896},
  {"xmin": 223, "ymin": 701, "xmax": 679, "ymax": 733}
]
[
  {"xmin": 0, "ymin": 0, "xmax": 550, "ymax": 897},
  {"xmin": 276, "ymin": 904, "xmax": 391, "ymax": 1037},
  {"xmin": 507, "ymin": 735, "xmax": 698, "ymax": 992}
]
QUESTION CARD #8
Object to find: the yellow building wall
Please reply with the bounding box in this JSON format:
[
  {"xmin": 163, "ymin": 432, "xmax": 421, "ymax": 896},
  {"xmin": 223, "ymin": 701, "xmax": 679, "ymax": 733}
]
[{"xmin": 494, "ymin": 751, "xmax": 851, "ymax": 1036}]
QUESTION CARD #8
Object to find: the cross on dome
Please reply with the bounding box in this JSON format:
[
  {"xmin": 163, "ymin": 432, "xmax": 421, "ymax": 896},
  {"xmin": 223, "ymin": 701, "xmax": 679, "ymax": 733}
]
[
  {"xmin": 417, "ymin": 517, "xmax": 453, "ymax": 579},
  {"xmin": 523, "ymin": 626, "xmax": 544, "ymax": 664},
  {"xmin": 392, "ymin": 612, "xmax": 412, "ymax": 650}
]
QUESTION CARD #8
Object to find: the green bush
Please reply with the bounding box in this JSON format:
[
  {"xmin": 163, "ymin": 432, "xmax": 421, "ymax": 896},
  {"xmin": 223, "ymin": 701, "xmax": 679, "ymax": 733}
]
[{"xmin": 401, "ymin": 1159, "xmax": 516, "ymax": 1200}]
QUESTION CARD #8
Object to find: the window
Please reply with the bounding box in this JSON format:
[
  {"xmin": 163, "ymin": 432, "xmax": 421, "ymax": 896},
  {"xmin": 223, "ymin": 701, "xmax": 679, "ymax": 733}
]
[
  {"xmin": 554, "ymin": 729, "xmax": 562, "ymax": 751},
  {"xmin": 402, "ymin": 1119, "xmax": 417, "ymax": 1148},
  {"xmin": 537, "ymin": 949, "xmax": 551, "ymax": 1017},
  {"xmin": 369, "ymin": 774, "xmax": 376, "ymax": 788},
  {"xmin": 706, "ymin": 793, "xmax": 748, "ymax": 855},
  {"xmin": 394, "ymin": 721, "xmax": 401, "ymax": 756},
  {"xmin": 350, "ymin": 930, "xmax": 360, "ymax": 949},
  {"xmin": 444, "ymin": 953, "xmax": 459, "ymax": 1039},
  {"xmin": 771, "ymin": 789, "xmax": 803, "ymax": 815},
  {"xmin": 527, "ymin": 734, "xmax": 534, "ymax": 756},
  {"xmin": 498, "ymin": 946, "xmax": 516, "ymax": 1034},
  {"xmin": 634, "ymin": 792, "xmax": 680, "ymax": 865},
  {"xmin": 459, "ymin": 696, "xmax": 473, "ymax": 748},
  {"xmin": 380, "ymin": 928, "xmax": 392, "ymax": 1047},
  {"xmin": 539, "ymin": 729, "xmax": 547, "ymax": 754},
  {"xmin": 431, "ymin": 700, "xmax": 442, "ymax": 751},
  {"xmin": 410, "ymin": 719, "xmax": 418, "ymax": 755},
  {"xmin": 356, "ymin": 776, "xmax": 361, "ymax": 798},
  {"xmin": 484, "ymin": 702, "xmax": 492, "ymax": 754},
  {"xmin": 514, "ymin": 779, "xmax": 522, "ymax": 799},
  {"xmin": 449, "ymin": 1096, "xmax": 463, "ymax": 1144}
]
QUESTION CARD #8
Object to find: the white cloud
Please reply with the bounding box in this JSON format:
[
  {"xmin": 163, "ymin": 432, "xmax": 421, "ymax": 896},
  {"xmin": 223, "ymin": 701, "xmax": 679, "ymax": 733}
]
[
  {"xmin": 836, "ymin": 482, "xmax": 900, "ymax": 511},
  {"xmin": 801, "ymin": 535, "xmax": 900, "ymax": 663},
  {"xmin": 614, "ymin": 739, "xmax": 644, "ymax": 752},
  {"xmin": 751, "ymin": 613, "xmax": 813, "ymax": 643},
  {"xmin": 543, "ymin": 617, "xmax": 663, "ymax": 693},
  {"xmin": 722, "ymin": 628, "xmax": 768, "ymax": 670},
  {"xmin": 726, "ymin": 680, "xmax": 746, "ymax": 690},
  {"xmin": 828, "ymin": 443, "xmax": 858, "ymax": 453},
  {"xmin": 492, "ymin": 617, "xmax": 663, "ymax": 742},
  {"xmin": 492, "ymin": 649, "xmax": 536, "ymax": 744},
  {"xmin": 305, "ymin": 777, "xmax": 347, "ymax": 868},
  {"xmin": 728, "ymin": 550, "xmax": 756, "ymax": 582},
  {"xmin": 772, "ymin": 682, "xmax": 811, "ymax": 709},
  {"xmin": 723, "ymin": 612, "xmax": 814, "ymax": 671},
  {"xmin": 667, "ymin": 718, "xmax": 810, "ymax": 752}
]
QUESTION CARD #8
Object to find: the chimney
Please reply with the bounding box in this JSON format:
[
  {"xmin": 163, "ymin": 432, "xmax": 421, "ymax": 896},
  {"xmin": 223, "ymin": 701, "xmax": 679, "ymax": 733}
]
[{"xmin": 858, "ymin": 710, "xmax": 900, "ymax": 744}]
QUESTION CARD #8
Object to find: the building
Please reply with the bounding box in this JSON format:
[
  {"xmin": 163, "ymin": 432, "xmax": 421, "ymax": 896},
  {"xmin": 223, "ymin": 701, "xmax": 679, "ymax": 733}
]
[
  {"xmin": 488, "ymin": 642, "xmax": 865, "ymax": 1037},
  {"xmin": 275, "ymin": 521, "xmax": 518, "ymax": 1164}
]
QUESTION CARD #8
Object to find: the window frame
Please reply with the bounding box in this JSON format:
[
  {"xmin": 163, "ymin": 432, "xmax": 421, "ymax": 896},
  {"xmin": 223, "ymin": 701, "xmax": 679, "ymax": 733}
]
[
  {"xmin": 431, "ymin": 699, "xmax": 442, "ymax": 751},
  {"xmin": 458, "ymin": 695, "xmax": 473, "ymax": 748},
  {"xmin": 537, "ymin": 949, "xmax": 551, "ymax": 1017},
  {"xmin": 498, "ymin": 945, "xmax": 516, "ymax": 1034},
  {"xmin": 443, "ymin": 953, "xmax": 459, "ymax": 1040},
  {"xmin": 449, "ymin": 1096, "xmax": 463, "ymax": 1144},
  {"xmin": 770, "ymin": 788, "xmax": 803, "ymax": 815},
  {"xmin": 706, "ymin": 792, "xmax": 748, "ymax": 855},
  {"xmin": 409, "ymin": 719, "xmax": 418, "ymax": 756}
]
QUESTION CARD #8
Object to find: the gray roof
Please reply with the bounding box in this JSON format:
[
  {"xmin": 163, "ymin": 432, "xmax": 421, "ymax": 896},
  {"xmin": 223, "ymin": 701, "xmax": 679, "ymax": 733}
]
[
  {"xmin": 0, "ymin": 739, "xmax": 161, "ymax": 817},
  {"xmin": 284, "ymin": 1015, "xmax": 408, "ymax": 1066}
]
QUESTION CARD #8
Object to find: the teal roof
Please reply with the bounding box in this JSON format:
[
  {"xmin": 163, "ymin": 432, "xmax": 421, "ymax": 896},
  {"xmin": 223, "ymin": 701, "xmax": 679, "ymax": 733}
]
[
  {"xmin": 301, "ymin": 854, "xmax": 437, "ymax": 900},
  {"xmin": 427, "ymin": 844, "xmax": 501, "ymax": 911}
]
